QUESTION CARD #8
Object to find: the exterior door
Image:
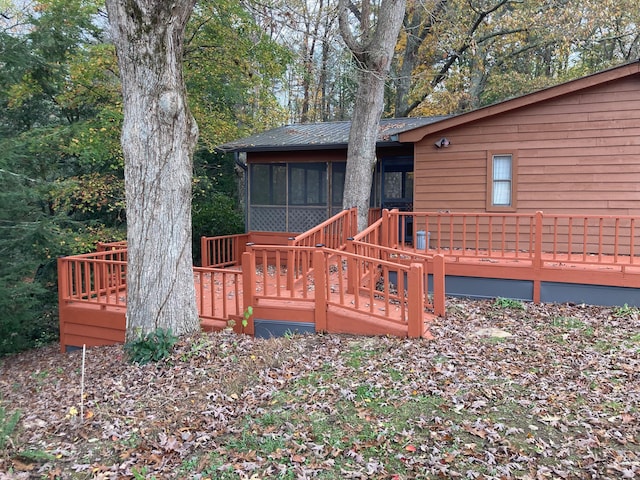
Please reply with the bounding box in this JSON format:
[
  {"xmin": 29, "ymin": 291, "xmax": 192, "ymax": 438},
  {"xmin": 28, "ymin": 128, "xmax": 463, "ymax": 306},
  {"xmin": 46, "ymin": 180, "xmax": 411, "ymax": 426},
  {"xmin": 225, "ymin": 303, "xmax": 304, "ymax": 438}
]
[{"xmin": 381, "ymin": 157, "xmax": 414, "ymax": 241}]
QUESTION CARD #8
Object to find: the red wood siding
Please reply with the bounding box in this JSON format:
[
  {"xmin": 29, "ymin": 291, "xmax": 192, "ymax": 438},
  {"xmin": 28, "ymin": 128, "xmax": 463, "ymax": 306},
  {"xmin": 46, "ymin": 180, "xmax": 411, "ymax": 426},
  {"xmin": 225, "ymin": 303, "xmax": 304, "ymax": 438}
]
[{"xmin": 414, "ymin": 75, "xmax": 640, "ymax": 216}]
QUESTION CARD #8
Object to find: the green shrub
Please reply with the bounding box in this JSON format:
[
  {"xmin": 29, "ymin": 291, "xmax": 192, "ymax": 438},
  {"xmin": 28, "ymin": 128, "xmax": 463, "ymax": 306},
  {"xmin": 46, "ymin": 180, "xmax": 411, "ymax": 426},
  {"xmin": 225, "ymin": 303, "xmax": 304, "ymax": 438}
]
[
  {"xmin": 124, "ymin": 328, "xmax": 178, "ymax": 365},
  {"xmin": 493, "ymin": 297, "xmax": 525, "ymax": 310},
  {"xmin": 0, "ymin": 273, "xmax": 58, "ymax": 356},
  {"xmin": 192, "ymin": 192, "xmax": 244, "ymax": 263},
  {"xmin": 0, "ymin": 404, "xmax": 21, "ymax": 451}
]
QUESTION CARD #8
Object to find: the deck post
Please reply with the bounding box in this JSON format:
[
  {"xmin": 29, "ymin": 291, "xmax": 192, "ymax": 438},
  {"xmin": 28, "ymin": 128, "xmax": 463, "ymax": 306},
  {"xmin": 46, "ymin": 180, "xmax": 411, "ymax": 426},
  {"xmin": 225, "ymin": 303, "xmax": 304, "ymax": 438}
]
[
  {"xmin": 432, "ymin": 254, "xmax": 446, "ymax": 317},
  {"xmin": 241, "ymin": 250, "xmax": 255, "ymax": 335},
  {"xmin": 407, "ymin": 263, "xmax": 425, "ymax": 338},
  {"xmin": 533, "ymin": 211, "xmax": 544, "ymax": 303},
  {"xmin": 58, "ymin": 257, "xmax": 68, "ymax": 353},
  {"xmin": 381, "ymin": 209, "xmax": 391, "ymax": 248},
  {"xmin": 286, "ymin": 237, "xmax": 296, "ymax": 291},
  {"xmin": 349, "ymin": 207, "xmax": 358, "ymax": 238},
  {"xmin": 200, "ymin": 236, "xmax": 208, "ymax": 267},
  {"xmin": 346, "ymin": 238, "xmax": 357, "ymax": 294},
  {"xmin": 313, "ymin": 249, "xmax": 327, "ymax": 332}
]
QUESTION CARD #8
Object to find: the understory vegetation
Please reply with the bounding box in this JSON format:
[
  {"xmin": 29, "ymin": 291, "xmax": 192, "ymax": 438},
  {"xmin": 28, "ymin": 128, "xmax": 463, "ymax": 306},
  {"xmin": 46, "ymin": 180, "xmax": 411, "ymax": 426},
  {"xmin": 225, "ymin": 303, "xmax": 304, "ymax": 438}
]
[{"xmin": 1, "ymin": 298, "xmax": 638, "ymax": 478}]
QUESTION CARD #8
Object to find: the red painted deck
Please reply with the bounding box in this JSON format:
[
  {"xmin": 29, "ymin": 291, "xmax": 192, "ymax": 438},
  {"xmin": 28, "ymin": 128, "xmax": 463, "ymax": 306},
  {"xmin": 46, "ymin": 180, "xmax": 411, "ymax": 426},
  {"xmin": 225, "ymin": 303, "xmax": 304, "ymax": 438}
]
[{"xmin": 59, "ymin": 209, "xmax": 640, "ymax": 351}]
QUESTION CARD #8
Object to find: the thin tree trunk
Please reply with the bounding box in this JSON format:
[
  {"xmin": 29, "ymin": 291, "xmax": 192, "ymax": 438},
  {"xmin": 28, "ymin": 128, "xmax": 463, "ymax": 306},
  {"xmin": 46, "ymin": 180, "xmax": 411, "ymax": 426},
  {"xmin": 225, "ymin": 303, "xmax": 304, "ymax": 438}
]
[{"xmin": 106, "ymin": 0, "xmax": 200, "ymax": 340}]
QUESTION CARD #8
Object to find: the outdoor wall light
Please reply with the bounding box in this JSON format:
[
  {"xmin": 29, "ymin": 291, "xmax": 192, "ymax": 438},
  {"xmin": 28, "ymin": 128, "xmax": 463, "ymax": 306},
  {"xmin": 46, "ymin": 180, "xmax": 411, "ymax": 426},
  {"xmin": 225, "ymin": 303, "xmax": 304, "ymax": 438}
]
[{"xmin": 435, "ymin": 137, "xmax": 450, "ymax": 148}]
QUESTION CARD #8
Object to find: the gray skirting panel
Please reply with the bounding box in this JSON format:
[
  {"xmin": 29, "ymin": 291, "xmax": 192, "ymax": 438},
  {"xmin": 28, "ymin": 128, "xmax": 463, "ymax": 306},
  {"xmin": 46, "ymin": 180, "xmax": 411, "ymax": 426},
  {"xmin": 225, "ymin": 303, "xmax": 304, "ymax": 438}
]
[
  {"xmin": 428, "ymin": 274, "xmax": 640, "ymax": 307},
  {"xmin": 254, "ymin": 319, "xmax": 315, "ymax": 339},
  {"xmin": 540, "ymin": 282, "xmax": 640, "ymax": 307},
  {"xmin": 439, "ymin": 275, "xmax": 534, "ymax": 301}
]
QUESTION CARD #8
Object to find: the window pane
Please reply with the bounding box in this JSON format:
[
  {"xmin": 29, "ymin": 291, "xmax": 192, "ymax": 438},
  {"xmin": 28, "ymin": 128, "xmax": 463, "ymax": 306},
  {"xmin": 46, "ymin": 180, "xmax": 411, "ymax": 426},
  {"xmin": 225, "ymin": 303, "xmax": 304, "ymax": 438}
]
[
  {"xmin": 250, "ymin": 164, "xmax": 270, "ymax": 205},
  {"xmin": 290, "ymin": 166, "xmax": 305, "ymax": 204},
  {"xmin": 492, "ymin": 155, "xmax": 512, "ymax": 206},
  {"xmin": 493, "ymin": 155, "xmax": 512, "ymax": 180},
  {"xmin": 272, "ymin": 165, "xmax": 286, "ymax": 205},
  {"xmin": 332, "ymin": 163, "xmax": 345, "ymax": 206},
  {"xmin": 493, "ymin": 181, "xmax": 511, "ymax": 205},
  {"xmin": 306, "ymin": 167, "xmax": 323, "ymax": 204},
  {"xmin": 406, "ymin": 172, "xmax": 414, "ymax": 201},
  {"xmin": 250, "ymin": 164, "xmax": 286, "ymax": 205},
  {"xmin": 288, "ymin": 163, "xmax": 326, "ymax": 206},
  {"xmin": 384, "ymin": 171, "xmax": 403, "ymax": 200}
]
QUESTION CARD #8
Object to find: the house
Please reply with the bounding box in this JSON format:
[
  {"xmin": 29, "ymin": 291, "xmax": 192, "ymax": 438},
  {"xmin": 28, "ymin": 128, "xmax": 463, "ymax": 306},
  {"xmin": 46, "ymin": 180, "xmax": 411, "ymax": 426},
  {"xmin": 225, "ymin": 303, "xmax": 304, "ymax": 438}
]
[
  {"xmin": 403, "ymin": 61, "xmax": 640, "ymax": 216},
  {"xmin": 218, "ymin": 60, "xmax": 640, "ymax": 228},
  {"xmin": 218, "ymin": 117, "xmax": 448, "ymax": 234},
  {"xmin": 57, "ymin": 62, "xmax": 640, "ymax": 351}
]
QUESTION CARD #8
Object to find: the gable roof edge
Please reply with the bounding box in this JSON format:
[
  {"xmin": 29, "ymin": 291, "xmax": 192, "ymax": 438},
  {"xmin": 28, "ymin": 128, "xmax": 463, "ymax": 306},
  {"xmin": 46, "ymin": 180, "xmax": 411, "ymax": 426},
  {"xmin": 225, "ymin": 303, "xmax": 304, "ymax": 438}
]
[{"xmin": 399, "ymin": 60, "xmax": 640, "ymax": 143}]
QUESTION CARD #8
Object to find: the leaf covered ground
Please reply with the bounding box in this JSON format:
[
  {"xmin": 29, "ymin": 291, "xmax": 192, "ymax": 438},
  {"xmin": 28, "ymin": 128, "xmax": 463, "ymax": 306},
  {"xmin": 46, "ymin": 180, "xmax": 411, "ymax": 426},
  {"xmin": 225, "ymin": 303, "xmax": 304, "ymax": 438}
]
[{"xmin": 1, "ymin": 298, "xmax": 639, "ymax": 479}]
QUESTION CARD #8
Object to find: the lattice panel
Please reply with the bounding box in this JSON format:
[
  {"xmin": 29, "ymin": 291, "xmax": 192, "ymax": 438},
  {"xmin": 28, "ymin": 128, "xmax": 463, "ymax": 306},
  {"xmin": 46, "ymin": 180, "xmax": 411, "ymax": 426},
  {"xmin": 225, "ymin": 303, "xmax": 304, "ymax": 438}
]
[
  {"xmin": 249, "ymin": 206, "xmax": 286, "ymax": 232},
  {"xmin": 288, "ymin": 207, "xmax": 327, "ymax": 233}
]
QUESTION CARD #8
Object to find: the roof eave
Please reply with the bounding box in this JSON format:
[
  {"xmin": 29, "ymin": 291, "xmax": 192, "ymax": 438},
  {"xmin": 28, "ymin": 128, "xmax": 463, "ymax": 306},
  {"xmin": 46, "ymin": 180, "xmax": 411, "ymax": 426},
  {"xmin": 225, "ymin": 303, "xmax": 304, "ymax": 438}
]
[
  {"xmin": 399, "ymin": 60, "xmax": 640, "ymax": 143},
  {"xmin": 216, "ymin": 140, "xmax": 408, "ymax": 154}
]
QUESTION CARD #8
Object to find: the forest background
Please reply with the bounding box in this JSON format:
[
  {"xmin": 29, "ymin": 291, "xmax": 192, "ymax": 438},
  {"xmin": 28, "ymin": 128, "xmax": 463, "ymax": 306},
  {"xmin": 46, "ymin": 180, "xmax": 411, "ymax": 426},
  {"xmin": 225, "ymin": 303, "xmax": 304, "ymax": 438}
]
[{"xmin": 1, "ymin": 0, "xmax": 638, "ymax": 355}]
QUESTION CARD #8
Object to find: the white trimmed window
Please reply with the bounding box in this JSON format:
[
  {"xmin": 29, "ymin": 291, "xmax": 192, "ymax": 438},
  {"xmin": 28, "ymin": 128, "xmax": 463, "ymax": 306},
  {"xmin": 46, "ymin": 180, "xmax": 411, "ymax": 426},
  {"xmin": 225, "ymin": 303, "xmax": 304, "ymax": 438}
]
[{"xmin": 487, "ymin": 153, "xmax": 516, "ymax": 210}]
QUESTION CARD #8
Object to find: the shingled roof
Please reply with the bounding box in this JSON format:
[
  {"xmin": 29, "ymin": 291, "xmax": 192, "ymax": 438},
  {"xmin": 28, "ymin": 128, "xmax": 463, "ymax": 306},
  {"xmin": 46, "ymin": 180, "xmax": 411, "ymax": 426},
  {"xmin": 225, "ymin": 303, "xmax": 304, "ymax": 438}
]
[{"xmin": 216, "ymin": 116, "xmax": 448, "ymax": 153}]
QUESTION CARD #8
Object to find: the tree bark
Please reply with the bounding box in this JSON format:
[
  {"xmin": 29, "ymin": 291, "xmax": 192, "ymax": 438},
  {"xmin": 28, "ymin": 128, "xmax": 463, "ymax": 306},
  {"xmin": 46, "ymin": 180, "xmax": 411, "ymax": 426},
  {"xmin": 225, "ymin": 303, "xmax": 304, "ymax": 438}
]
[
  {"xmin": 339, "ymin": 0, "xmax": 406, "ymax": 231},
  {"xmin": 106, "ymin": 0, "xmax": 200, "ymax": 340}
]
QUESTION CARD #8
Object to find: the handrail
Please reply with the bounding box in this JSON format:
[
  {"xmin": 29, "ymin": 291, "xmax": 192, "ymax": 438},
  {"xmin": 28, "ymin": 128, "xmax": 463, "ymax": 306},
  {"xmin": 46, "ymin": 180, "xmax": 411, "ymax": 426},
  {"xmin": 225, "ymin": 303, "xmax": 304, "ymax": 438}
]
[
  {"xmin": 289, "ymin": 207, "xmax": 357, "ymax": 250},
  {"xmin": 385, "ymin": 210, "xmax": 640, "ymax": 270},
  {"xmin": 352, "ymin": 208, "xmax": 397, "ymax": 246},
  {"xmin": 193, "ymin": 266, "xmax": 242, "ymax": 322},
  {"xmin": 58, "ymin": 254, "xmax": 128, "ymax": 307},
  {"xmin": 96, "ymin": 240, "xmax": 127, "ymax": 252},
  {"xmin": 349, "ymin": 238, "xmax": 446, "ymax": 316},
  {"xmin": 285, "ymin": 208, "xmax": 357, "ymax": 289}
]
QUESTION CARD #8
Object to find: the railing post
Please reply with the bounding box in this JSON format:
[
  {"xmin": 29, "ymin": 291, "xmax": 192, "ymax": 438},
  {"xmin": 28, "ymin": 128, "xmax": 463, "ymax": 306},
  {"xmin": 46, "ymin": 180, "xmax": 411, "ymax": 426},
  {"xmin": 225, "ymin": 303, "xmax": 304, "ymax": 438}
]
[
  {"xmin": 241, "ymin": 250, "xmax": 255, "ymax": 335},
  {"xmin": 286, "ymin": 237, "xmax": 296, "ymax": 290},
  {"xmin": 351, "ymin": 207, "xmax": 358, "ymax": 237},
  {"xmin": 200, "ymin": 236, "xmax": 208, "ymax": 267},
  {"xmin": 346, "ymin": 238, "xmax": 356, "ymax": 294},
  {"xmin": 381, "ymin": 209, "xmax": 389, "ymax": 248},
  {"xmin": 353, "ymin": 207, "xmax": 359, "ymax": 235},
  {"xmin": 313, "ymin": 249, "xmax": 327, "ymax": 333},
  {"xmin": 58, "ymin": 257, "xmax": 68, "ymax": 353},
  {"xmin": 407, "ymin": 263, "xmax": 425, "ymax": 338},
  {"xmin": 533, "ymin": 211, "xmax": 543, "ymax": 303},
  {"xmin": 534, "ymin": 211, "xmax": 543, "ymax": 269},
  {"xmin": 432, "ymin": 254, "xmax": 446, "ymax": 317}
]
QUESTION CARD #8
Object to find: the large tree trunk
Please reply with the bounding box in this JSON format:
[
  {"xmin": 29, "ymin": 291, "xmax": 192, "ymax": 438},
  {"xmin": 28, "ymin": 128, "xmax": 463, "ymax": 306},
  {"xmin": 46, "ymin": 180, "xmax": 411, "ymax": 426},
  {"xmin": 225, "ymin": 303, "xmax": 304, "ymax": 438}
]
[
  {"xmin": 106, "ymin": 0, "xmax": 200, "ymax": 340},
  {"xmin": 341, "ymin": 69, "xmax": 387, "ymax": 231},
  {"xmin": 339, "ymin": 0, "xmax": 406, "ymax": 231}
]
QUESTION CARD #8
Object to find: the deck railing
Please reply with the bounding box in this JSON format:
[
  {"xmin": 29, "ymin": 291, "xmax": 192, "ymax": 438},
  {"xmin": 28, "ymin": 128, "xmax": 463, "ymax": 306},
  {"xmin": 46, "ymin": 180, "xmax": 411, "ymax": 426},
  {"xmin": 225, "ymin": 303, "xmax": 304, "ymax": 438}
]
[
  {"xmin": 348, "ymin": 239, "xmax": 446, "ymax": 316},
  {"xmin": 200, "ymin": 233, "xmax": 249, "ymax": 268},
  {"xmin": 386, "ymin": 210, "xmax": 640, "ymax": 271},
  {"xmin": 241, "ymin": 244, "xmax": 440, "ymax": 338},
  {"xmin": 289, "ymin": 207, "xmax": 357, "ymax": 250},
  {"xmin": 58, "ymin": 249, "xmax": 128, "ymax": 307},
  {"xmin": 58, "ymin": 251, "xmax": 243, "ymax": 324},
  {"xmin": 285, "ymin": 208, "xmax": 358, "ymax": 288},
  {"xmin": 59, "ymin": 208, "xmax": 640, "ymax": 351},
  {"xmin": 96, "ymin": 240, "xmax": 127, "ymax": 252},
  {"xmin": 193, "ymin": 267, "xmax": 243, "ymax": 323}
]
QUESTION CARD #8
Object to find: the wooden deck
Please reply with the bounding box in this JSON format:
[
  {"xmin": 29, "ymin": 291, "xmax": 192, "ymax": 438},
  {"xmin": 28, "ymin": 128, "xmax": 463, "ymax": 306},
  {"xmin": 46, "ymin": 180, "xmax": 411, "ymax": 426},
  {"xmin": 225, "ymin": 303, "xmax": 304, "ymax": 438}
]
[
  {"xmin": 58, "ymin": 209, "xmax": 640, "ymax": 351},
  {"xmin": 59, "ymin": 209, "xmax": 441, "ymax": 351}
]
